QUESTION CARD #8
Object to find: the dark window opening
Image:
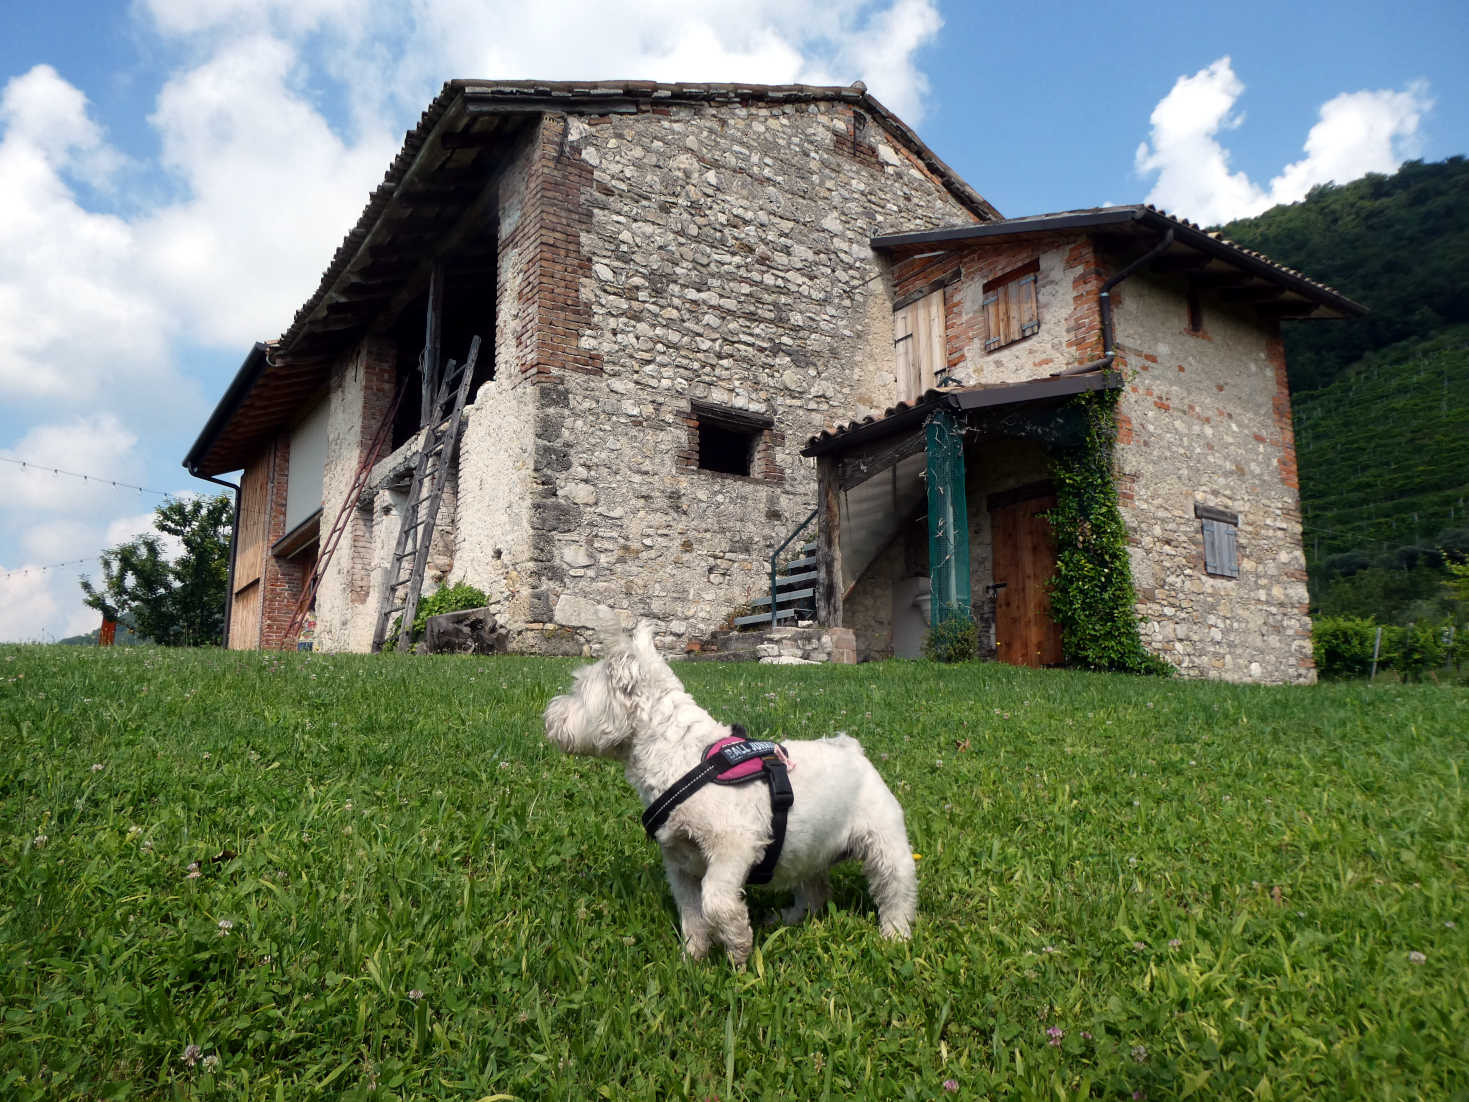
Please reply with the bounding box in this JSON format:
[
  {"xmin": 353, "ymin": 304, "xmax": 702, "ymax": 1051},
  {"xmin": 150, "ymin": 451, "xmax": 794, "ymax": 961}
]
[
  {"xmin": 699, "ymin": 421, "xmax": 758, "ymax": 476},
  {"xmin": 385, "ymin": 233, "xmax": 498, "ymax": 451},
  {"xmin": 689, "ymin": 402, "xmax": 774, "ymax": 478},
  {"xmin": 1187, "ymin": 285, "xmax": 1204, "ymax": 333},
  {"xmin": 390, "ymin": 295, "xmax": 427, "ymax": 450},
  {"xmin": 442, "ymin": 254, "xmax": 496, "ymax": 399}
]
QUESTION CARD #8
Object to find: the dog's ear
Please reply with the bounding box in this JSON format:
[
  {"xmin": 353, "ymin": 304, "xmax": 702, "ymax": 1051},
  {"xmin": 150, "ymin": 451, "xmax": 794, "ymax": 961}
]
[
  {"xmin": 632, "ymin": 621, "xmax": 656, "ymax": 654},
  {"xmin": 604, "ymin": 643, "xmax": 642, "ymax": 699}
]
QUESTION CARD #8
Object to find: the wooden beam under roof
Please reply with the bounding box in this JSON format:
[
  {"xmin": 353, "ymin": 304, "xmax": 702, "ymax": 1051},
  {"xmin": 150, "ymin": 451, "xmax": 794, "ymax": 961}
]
[
  {"xmin": 1219, "ymin": 283, "xmax": 1287, "ymax": 303},
  {"xmin": 371, "ymin": 150, "xmax": 510, "ymax": 334},
  {"xmin": 1150, "ymin": 252, "xmax": 1213, "ymax": 273},
  {"xmin": 1189, "ymin": 269, "xmax": 1255, "ymax": 289}
]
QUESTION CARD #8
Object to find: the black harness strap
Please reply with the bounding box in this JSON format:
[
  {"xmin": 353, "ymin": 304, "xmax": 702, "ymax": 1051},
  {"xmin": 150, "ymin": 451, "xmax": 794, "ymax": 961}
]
[{"xmin": 641, "ymin": 733, "xmax": 793, "ymax": 886}]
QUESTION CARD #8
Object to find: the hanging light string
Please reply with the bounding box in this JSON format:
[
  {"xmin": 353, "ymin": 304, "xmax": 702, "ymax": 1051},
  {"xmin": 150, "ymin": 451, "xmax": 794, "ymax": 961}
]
[
  {"xmin": 0, "ymin": 558, "xmax": 101, "ymax": 582},
  {"xmin": 0, "ymin": 455, "xmax": 173, "ymax": 498}
]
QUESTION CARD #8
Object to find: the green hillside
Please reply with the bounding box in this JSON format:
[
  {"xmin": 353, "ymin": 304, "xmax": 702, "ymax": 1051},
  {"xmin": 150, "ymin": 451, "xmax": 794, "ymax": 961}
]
[
  {"xmin": 1219, "ymin": 158, "xmax": 1469, "ymax": 623},
  {"xmin": 1220, "ymin": 156, "xmax": 1469, "ymax": 393},
  {"xmin": 1293, "ymin": 327, "xmax": 1469, "ymax": 560}
]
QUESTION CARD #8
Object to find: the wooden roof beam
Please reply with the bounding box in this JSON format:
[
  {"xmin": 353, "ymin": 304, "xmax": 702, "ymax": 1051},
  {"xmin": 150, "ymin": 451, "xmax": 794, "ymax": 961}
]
[{"xmin": 1219, "ymin": 283, "xmax": 1287, "ymax": 303}]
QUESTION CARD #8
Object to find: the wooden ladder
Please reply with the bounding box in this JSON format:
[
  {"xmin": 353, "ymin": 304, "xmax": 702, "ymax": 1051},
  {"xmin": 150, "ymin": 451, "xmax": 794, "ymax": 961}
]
[
  {"xmin": 371, "ymin": 335, "xmax": 480, "ymax": 653},
  {"xmin": 283, "ymin": 376, "xmax": 408, "ymax": 646}
]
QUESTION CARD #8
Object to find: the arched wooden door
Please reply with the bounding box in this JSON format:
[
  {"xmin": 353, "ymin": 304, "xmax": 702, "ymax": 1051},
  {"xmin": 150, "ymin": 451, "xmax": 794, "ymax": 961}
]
[{"xmin": 988, "ymin": 484, "xmax": 1063, "ymax": 667}]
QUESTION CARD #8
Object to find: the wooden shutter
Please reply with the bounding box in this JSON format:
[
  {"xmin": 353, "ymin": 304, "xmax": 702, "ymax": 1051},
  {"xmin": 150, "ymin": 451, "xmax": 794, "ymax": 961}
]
[
  {"xmin": 914, "ymin": 290, "xmax": 946, "ymax": 385},
  {"xmin": 982, "ymin": 289, "xmax": 1002, "ymax": 351},
  {"xmin": 234, "ymin": 455, "xmax": 268, "ymax": 591},
  {"xmin": 982, "ymin": 259, "xmax": 1040, "ymax": 351},
  {"xmin": 1017, "ymin": 273, "xmax": 1039, "ymax": 337},
  {"xmin": 893, "ymin": 301, "xmax": 919, "ymax": 403},
  {"xmin": 1201, "ymin": 518, "xmax": 1239, "ymax": 578},
  {"xmin": 894, "ymin": 289, "xmax": 945, "ymax": 402}
]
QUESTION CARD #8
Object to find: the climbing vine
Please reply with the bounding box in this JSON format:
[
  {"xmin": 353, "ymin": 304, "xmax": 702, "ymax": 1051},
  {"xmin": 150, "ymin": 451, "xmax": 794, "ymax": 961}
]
[{"xmin": 1047, "ymin": 389, "xmax": 1173, "ymax": 675}]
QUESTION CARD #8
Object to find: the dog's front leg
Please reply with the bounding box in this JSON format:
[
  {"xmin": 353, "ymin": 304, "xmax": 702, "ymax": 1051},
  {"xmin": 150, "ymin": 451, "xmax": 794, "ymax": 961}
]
[
  {"xmin": 700, "ymin": 852, "xmax": 757, "ymax": 966},
  {"xmin": 661, "ymin": 854, "xmax": 712, "ymax": 959}
]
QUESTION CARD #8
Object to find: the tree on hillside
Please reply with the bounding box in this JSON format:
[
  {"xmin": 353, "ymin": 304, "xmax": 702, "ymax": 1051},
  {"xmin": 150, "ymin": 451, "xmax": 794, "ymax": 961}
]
[{"xmin": 81, "ymin": 494, "xmax": 233, "ymax": 646}]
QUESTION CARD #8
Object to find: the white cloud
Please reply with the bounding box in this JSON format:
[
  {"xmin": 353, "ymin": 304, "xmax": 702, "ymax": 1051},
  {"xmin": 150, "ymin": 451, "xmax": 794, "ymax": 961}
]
[
  {"xmin": 0, "ymin": 69, "xmax": 173, "ymax": 403},
  {"xmin": 136, "ymin": 34, "xmax": 398, "ymax": 347},
  {"xmin": 0, "ymin": 414, "xmax": 144, "ymax": 512},
  {"xmin": 104, "ymin": 510, "xmax": 170, "ymax": 548},
  {"xmin": 1267, "ymin": 82, "xmax": 1432, "ymax": 206},
  {"xmin": 1136, "ymin": 57, "xmax": 1433, "ymax": 224},
  {"xmin": 22, "ymin": 519, "xmax": 100, "ymax": 563},
  {"xmin": 0, "ymin": 566, "xmax": 80, "ymax": 643}
]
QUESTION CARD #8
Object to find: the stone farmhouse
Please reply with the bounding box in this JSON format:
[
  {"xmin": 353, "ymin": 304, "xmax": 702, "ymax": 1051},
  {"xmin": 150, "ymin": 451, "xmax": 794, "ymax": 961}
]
[{"xmin": 183, "ymin": 80, "xmax": 1362, "ymax": 683}]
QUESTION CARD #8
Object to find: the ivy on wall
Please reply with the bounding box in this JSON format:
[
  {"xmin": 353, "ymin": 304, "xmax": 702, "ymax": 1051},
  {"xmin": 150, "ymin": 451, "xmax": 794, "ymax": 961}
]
[{"xmin": 1047, "ymin": 389, "xmax": 1173, "ymax": 675}]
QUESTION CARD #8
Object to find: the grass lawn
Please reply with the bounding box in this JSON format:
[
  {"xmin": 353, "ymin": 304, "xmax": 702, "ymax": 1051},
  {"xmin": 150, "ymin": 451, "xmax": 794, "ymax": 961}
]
[{"xmin": 1, "ymin": 644, "xmax": 1466, "ymax": 1099}]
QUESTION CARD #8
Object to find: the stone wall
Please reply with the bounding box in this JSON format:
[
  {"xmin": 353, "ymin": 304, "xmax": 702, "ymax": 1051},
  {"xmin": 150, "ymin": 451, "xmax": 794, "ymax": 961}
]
[
  {"xmin": 499, "ymin": 100, "xmax": 978, "ymax": 654},
  {"xmin": 1112, "ymin": 269, "xmax": 1314, "ymax": 683}
]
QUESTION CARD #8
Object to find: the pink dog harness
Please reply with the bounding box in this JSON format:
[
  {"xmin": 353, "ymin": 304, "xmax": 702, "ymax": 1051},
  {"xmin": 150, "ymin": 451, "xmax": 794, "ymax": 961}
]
[{"xmin": 641, "ymin": 725, "xmax": 794, "ymax": 885}]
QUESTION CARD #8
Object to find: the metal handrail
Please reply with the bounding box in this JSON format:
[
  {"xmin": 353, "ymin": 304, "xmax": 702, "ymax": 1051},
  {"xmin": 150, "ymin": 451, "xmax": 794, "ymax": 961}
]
[{"xmin": 769, "ymin": 508, "xmax": 818, "ymax": 627}]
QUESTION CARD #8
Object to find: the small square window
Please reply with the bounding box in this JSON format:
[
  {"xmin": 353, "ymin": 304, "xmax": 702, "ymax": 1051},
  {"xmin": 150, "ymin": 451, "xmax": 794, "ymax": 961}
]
[
  {"xmin": 1195, "ymin": 503, "xmax": 1239, "ymax": 578},
  {"xmin": 687, "ymin": 402, "xmax": 774, "ymax": 479},
  {"xmin": 699, "ymin": 420, "xmax": 758, "ymax": 475},
  {"xmin": 982, "ymin": 259, "xmax": 1040, "ymax": 352}
]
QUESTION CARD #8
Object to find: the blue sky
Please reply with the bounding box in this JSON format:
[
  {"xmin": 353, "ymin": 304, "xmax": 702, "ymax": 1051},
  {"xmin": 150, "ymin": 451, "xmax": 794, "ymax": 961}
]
[{"xmin": 1, "ymin": 0, "xmax": 1465, "ymax": 641}]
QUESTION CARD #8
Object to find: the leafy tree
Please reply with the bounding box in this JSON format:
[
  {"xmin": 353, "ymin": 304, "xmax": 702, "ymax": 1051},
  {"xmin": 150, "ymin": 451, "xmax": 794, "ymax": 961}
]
[
  {"xmin": 81, "ymin": 494, "xmax": 233, "ymax": 646},
  {"xmin": 1219, "ymin": 156, "xmax": 1469, "ymax": 392}
]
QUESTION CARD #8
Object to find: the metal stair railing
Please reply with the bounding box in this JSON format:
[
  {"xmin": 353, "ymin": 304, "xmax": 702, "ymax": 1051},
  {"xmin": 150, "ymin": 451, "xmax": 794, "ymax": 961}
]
[{"xmin": 732, "ymin": 508, "xmax": 818, "ymax": 629}]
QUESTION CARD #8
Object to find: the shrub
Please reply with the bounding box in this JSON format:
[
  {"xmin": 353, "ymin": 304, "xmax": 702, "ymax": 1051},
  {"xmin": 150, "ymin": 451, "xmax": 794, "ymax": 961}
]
[
  {"xmin": 1311, "ymin": 615, "xmax": 1382, "ymax": 678},
  {"xmin": 1394, "ymin": 620, "xmax": 1448, "ymax": 682},
  {"xmin": 385, "ymin": 581, "xmax": 488, "ymax": 649},
  {"xmin": 922, "ymin": 612, "xmax": 980, "ymax": 663}
]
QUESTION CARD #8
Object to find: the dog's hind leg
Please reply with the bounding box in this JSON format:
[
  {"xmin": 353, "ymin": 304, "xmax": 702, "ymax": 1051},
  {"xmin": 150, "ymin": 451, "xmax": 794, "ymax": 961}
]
[
  {"xmin": 781, "ymin": 874, "xmax": 831, "ymax": 925},
  {"xmin": 662, "ymin": 857, "xmax": 711, "ymax": 959},
  {"xmin": 700, "ymin": 853, "xmax": 757, "ymax": 966},
  {"xmin": 853, "ymin": 827, "xmax": 917, "ymax": 940}
]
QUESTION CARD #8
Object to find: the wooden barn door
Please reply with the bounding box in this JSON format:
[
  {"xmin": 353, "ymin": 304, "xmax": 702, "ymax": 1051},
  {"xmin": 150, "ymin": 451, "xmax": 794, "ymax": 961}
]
[{"xmin": 989, "ymin": 484, "xmax": 1063, "ymax": 667}]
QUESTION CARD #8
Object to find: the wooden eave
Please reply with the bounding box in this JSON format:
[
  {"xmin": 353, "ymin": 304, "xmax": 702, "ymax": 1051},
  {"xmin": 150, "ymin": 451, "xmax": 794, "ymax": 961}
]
[
  {"xmin": 803, "ymin": 371, "xmax": 1122, "ymax": 459},
  {"xmin": 873, "ymin": 205, "xmax": 1367, "ymax": 323}
]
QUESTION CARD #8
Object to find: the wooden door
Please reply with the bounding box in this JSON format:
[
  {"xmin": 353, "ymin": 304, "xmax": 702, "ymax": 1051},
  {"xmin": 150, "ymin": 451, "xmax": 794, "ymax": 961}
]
[{"xmin": 989, "ymin": 488, "xmax": 1063, "ymax": 667}]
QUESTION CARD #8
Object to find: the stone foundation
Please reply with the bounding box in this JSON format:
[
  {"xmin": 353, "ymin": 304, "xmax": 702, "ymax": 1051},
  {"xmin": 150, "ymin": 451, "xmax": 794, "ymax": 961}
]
[{"xmin": 696, "ymin": 625, "xmax": 857, "ymax": 665}]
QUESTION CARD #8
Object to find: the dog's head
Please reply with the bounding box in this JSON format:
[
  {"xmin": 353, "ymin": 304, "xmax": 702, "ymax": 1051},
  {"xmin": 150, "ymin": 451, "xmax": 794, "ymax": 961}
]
[{"xmin": 543, "ymin": 622, "xmax": 676, "ymax": 758}]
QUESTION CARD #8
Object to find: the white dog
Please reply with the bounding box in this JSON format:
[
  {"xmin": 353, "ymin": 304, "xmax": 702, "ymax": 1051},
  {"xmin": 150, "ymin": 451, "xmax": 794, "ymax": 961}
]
[{"xmin": 543, "ymin": 623, "xmax": 917, "ymax": 965}]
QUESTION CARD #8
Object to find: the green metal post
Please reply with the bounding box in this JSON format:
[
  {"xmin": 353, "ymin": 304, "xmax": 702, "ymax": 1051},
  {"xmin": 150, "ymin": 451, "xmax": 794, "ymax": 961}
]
[{"xmin": 925, "ymin": 409, "xmax": 971, "ymax": 625}]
